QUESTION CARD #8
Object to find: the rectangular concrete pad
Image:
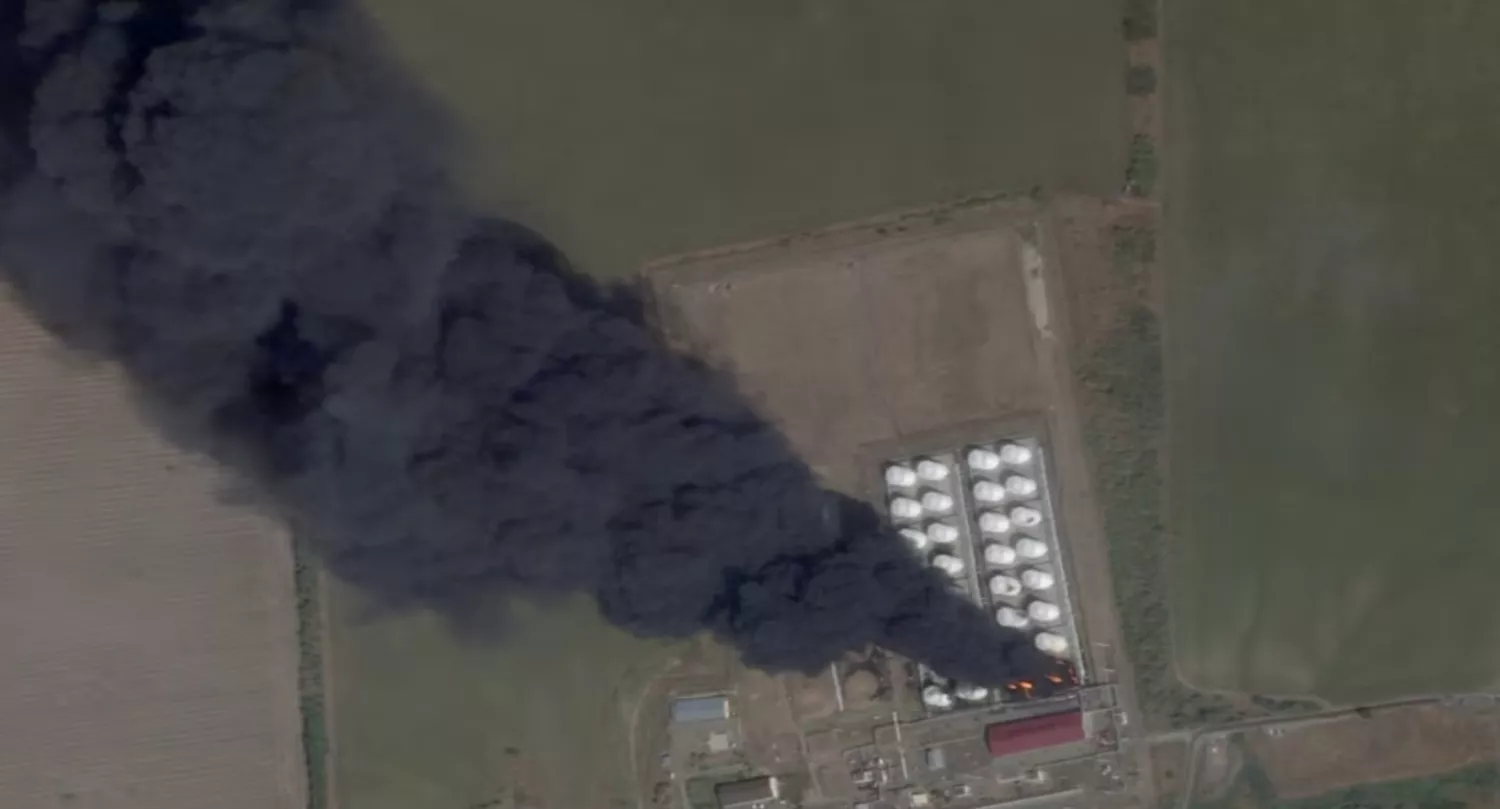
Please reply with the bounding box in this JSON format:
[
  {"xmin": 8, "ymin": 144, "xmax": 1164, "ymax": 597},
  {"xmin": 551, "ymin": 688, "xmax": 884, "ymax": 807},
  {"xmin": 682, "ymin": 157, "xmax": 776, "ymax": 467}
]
[{"xmin": 0, "ymin": 294, "xmax": 304, "ymax": 809}]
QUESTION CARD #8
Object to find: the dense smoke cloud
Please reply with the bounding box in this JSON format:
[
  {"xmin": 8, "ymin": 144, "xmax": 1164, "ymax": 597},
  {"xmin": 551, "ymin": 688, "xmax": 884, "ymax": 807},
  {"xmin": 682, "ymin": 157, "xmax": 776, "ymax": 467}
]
[{"xmin": 0, "ymin": 0, "xmax": 1057, "ymax": 686}]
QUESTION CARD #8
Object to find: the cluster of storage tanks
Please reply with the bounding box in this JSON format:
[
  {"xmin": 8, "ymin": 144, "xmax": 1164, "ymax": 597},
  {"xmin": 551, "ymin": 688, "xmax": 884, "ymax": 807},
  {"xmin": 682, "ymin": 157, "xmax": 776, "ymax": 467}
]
[{"xmin": 883, "ymin": 439, "xmax": 1077, "ymax": 710}]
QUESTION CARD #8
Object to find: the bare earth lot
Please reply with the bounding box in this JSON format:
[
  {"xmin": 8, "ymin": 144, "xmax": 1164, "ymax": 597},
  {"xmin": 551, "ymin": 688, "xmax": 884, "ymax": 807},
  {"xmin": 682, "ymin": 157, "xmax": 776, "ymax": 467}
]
[
  {"xmin": 648, "ymin": 202, "xmax": 1045, "ymax": 493},
  {"xmin": 0, "ymin": 296, "xmax": 304, "ymax": 809},
  {"xmin": 1164, "ymin": 0, "xmax": 1500, "ymax": 702}
]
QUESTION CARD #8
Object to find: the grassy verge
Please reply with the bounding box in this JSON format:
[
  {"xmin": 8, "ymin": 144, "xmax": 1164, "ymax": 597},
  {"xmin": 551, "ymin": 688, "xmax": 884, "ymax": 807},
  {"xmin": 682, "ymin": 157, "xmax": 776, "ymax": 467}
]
[
  {"xmin": 1080, "ymin": 302, "xmax": 1239, "ymax": 729},
  {"xmin": 1125, "ymin": 134, "xmax": 1158, "ymax": 197},
  {"xmin": 1083, "ymin": 229, "xmax": 1324, "ymax": 729},
  {"xmin": 1193, "ymin": 748, "xmax": 1499, "ymax": 809},
  {"xmin": 1276, "ymin": 764, "xmax": 1500, "ymax": 809},
  {"xmin": 1084, "ymin": 0, "xmax": 1324, "ymax": 730},
  {"xmin": 1127, "ymin": 64, "xmax": 1158, "ymax": 96},
  {"xmin": 1123, "ymin": 0, "xmax": 1158, "ymax": 41},
  {"xmin": 292, "ymin": 541, "xmax": 329, "ymax": 809}
]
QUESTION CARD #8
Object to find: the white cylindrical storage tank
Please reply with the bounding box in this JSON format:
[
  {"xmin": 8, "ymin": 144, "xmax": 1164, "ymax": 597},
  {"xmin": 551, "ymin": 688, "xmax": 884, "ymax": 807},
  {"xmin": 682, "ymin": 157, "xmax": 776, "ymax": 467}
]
[
  {"xmin": 973, "ymin": 481, "xmax": 1007, "ymax": 504},
  {"xmin": 1004, "ymin": 475, "xmax": 1038, "ymax": 499},
  {"xmin": 978, "ymin": 511, "xmax": 1012, "ymax": 535},
  {"xmin": 995, "ymin": 606, "xmax": 1031, "ymax": 629},
  {"xmin": 920, "ymin": 491, "xmax": 954, "ymax": 514},
  {"xmin": 884, "ymin": 464, "xmax": 918, "ymax": 488},
  {"xmin": 955, "ymin": 684, "xmax": 990, "ymax": 702},
  {"xmin": 966, "ymin": 448, "xmax": 1001, "ymax": 471},
  {"xmin": 900, "ymin": 528, "xmax": 930, "ymax": 552},
  {"xmin": 1015, "ymin": 537, "xmax": 1049, "ymax": 560},
  {"xmin": 915, "ymin": 459, "xmax": 950, "ymax": 482},
  {"xmin": 926, "ymin": 522, "xmax": 959, "ymax": 545},
  {"xmin": 1021, "ymin": 569, "xmax": 1056, "ymax": 591},
  {"xmin": 983, "ymin": 543, "xmax": 1018, "ymax": 567},
  {"xmin": 890, "ymin": 497, "xmax": 923, "ymax": 520},
  {"xmin": 922, "ymin": 685, "xmax": 954, "ymax": 709},
  {"xmin": 1009, "ymin": 505, "xmax": 1043, "ymax": 528},
  {"xmin": 931, "ymin": 554, "xmax": 965, "ymax": 577},
  {"xmin": 1035, "ymin": 632, "xmax": 1070, "ymax": 657},
  {"xmin": 1000, "ymin": 443, "xmax": 1035, "ymax": 466},
  {"xmin": 1028, "ymin": 600, "xmax": 1062, "ymax": 624},
  {"xmin": 988, "ymin": 574, "xmax": 1023, "ymax": 598}
]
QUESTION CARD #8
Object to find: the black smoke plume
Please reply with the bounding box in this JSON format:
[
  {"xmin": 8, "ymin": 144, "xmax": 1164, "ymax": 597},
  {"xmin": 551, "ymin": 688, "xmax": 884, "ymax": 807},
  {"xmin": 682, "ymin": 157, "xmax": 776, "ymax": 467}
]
[{"xmin": 0, "ymin": 0, "xmax": 1057, "ymax": 686}]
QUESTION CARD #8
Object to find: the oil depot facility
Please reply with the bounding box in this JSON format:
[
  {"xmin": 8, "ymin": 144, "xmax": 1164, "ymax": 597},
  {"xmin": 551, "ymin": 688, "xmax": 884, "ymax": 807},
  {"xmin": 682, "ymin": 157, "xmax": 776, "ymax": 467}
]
[
  {"xmin": 643, "ymin": 204, "xmax": 1143, "ymax": 809},
  {"xmin": 657, "ymin": 435, "xmax": 1127, "ymax": 809},
  {"xmin": 883, "ymin": 437, "xmax": 1085, "ymax": 711}
]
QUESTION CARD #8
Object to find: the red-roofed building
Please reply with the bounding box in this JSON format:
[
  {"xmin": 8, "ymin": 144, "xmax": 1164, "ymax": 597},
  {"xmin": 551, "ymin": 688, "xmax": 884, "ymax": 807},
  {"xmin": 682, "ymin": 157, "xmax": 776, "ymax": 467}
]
[{"xmin": 984, "ymin": 710, "xmax": 1085, "ymax": 757}]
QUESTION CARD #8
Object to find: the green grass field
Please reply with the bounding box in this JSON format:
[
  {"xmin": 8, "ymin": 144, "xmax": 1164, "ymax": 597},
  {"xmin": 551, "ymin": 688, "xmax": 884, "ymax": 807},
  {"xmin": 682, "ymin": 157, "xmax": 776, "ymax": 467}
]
[
  {"xmin": 359, "ymin": 0, "xmax": 1127, "ymax": 277},
  {"xmin": 328, "ymin": 587, "xmax": 677, "ymax": 809},
  {"xmin": 1165, "ymin": 1, "xmax": 1500, "ymax": 703}
]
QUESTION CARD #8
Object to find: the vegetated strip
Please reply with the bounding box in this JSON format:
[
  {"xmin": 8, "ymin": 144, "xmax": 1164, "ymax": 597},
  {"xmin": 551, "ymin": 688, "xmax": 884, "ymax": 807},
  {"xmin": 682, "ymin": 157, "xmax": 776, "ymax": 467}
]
[
  {"xmin": 1078, "ymin": 299, "xmax": 1233, "ymax": 729},
  {"xmin": 1194, "ymin": 748, "xmax": 1499, "ymax": 809},
  {"xmin": 293, "ymin": 539, "xmax": 330, "ymax": 809}
]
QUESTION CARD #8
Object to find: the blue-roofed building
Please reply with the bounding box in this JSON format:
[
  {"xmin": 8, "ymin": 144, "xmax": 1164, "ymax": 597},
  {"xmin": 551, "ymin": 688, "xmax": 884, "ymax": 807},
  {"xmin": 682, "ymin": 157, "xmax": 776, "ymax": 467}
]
[{"xmin": 670, "ymin": 694, "xmax": 731, "ymax": 723}]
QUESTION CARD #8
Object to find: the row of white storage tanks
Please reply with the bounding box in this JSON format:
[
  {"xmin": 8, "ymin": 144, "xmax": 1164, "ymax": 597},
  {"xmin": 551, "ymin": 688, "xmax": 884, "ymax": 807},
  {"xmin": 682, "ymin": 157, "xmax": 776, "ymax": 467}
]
[
  {"xmin": 919, "ymin": 633, "xmax": 1073, "ymax": 709},
  {"xmin": 888, "ymin": 479, "xmax": 1040, "ymax": 516},
  {"xmin": 886, "ymin": 447, "xmax": 1035, "ymax": 494},
  {"xmin": 921, "ymin": 681, "xmax": 992, "ymax": 710},
  {"xmin": 885, "ymin": 446, "xmax": 1036, "ymax": 484},
  {"xmin": 889, "ymin": 491, "xmax": 1043, "ymax": 522},
  {"xmin": 897, "ymin": 525, "xmax": 1049, "ymax": 579}
]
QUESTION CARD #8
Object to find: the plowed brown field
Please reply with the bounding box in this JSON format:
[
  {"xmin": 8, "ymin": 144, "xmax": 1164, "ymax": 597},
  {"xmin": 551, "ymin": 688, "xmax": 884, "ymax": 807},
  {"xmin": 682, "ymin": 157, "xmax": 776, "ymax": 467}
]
[{"xmin": 0, "ymin": 295, "xmax": 304, "ymax": 809}]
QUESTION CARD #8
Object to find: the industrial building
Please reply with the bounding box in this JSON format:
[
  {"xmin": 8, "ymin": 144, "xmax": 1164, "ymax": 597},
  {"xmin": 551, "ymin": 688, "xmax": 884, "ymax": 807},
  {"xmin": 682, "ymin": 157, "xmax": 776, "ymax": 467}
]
[
  {"xmin": 984, "ymin": 711, "xmax": 1085, "ymax": 758},
  {"xmin": 672, "ymin": 694, "xmax": 732, "ymax": 723},
  {"xmin": 716, "ymin": 775, "xmax": 781, "ymax": 809}
]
